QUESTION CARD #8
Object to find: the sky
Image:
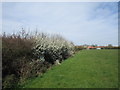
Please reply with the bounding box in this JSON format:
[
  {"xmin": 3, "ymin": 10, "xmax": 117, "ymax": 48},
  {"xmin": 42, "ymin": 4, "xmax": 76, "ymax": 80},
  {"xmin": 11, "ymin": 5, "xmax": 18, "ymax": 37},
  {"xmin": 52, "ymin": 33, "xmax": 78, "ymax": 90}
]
[{"xmin": 2, "ymin": 2, "xmax": 118, "ymax": 46}]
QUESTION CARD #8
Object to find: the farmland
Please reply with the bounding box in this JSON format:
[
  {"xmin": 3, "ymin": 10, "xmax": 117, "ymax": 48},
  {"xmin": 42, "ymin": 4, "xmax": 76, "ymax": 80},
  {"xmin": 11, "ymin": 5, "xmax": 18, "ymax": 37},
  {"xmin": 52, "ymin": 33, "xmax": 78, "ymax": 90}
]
[{"xmin": 23, "ymin": 49, "xmax": 118, "ymax": 88}]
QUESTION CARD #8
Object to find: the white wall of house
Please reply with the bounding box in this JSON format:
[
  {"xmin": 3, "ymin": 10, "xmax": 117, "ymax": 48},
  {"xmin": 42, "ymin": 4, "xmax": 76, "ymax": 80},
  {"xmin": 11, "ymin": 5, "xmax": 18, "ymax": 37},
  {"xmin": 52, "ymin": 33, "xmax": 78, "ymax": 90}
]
[{"xmin": 96, "ymin": 48, "xmax": 101, "ymax": 50}]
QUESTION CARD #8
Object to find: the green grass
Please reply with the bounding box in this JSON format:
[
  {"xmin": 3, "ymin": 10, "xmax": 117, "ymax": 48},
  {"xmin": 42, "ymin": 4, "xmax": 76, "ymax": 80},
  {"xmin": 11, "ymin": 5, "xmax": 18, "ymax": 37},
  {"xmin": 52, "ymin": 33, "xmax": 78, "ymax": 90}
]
[{"xmin": 23, "ymin": 49, "xmax": 118, "ymax": 88}]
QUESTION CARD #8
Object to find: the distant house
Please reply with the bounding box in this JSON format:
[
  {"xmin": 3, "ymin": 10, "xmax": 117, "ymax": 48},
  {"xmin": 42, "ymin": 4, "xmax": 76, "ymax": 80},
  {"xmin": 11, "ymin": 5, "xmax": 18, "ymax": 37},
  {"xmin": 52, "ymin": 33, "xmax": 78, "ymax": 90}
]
[
  {"xmin": 96, "ymin": 46, "xmax": 106, "ymax": 49},
  {"xmin": 87, "ymin": 46, "xmax": 105, "ymax": 50},
  {"xmin": 96, "ymin": 47, "xmax": 101, "ymax": 50},
  {"xmin": 87, "ymin": 46, "xmax": 96, "ymax": 50}
]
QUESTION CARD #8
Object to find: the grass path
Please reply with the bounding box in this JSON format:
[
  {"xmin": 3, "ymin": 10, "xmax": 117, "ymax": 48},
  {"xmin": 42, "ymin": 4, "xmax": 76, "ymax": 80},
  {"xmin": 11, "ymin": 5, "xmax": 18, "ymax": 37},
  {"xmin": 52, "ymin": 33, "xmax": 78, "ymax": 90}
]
[{"xmin": 24, "ymin": 50, "xmax": 118, "ymax": 88}]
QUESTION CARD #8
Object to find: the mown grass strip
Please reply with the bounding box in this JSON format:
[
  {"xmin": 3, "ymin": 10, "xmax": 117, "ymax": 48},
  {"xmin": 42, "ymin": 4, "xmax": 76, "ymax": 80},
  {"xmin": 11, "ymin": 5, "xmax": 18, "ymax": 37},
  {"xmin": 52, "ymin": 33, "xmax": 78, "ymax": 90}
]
[{"xmin": 24, "ymin": 49, "xmax": 118, "ymax": 88}]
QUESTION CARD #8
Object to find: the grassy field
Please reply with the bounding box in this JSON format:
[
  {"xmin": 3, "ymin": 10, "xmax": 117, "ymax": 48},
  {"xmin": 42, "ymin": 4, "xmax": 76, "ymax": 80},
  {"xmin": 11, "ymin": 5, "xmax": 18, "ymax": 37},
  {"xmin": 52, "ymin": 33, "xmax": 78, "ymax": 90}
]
[{"xmin": 23, "ymin": 49, "xmax": 118, "ymax": 88}]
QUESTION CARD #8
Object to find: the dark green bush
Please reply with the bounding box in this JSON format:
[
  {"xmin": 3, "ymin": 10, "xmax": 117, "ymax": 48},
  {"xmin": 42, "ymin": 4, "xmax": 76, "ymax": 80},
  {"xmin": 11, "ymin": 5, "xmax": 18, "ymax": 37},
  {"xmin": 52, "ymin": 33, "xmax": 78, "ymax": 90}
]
[
  {"xmin": 2, "ymin": 74, "xmax": 18, "ymax": 88},
  {"xmin": 19, "ymin": 60, "xmax": 51, "ymax": 81},
  {"xmin": 75, "ymin": 46, "xmax": 85, "ymax": 51}
]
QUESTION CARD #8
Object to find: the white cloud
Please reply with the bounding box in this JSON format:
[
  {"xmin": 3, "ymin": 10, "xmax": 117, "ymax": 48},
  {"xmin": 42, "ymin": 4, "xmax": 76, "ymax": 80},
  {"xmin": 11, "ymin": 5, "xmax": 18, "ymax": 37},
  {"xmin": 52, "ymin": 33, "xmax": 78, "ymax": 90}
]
[{"xmin": 2, "ymin": 2, "xmax": 118, "ymax": 45}]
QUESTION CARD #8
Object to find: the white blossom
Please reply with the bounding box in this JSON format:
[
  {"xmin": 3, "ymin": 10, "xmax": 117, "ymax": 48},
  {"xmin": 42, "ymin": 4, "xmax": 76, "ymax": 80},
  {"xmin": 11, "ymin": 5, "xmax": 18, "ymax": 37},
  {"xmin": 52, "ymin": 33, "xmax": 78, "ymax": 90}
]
[{"xmin": 33, "ymin": 32, "xmax": 75, "ymax": 62}]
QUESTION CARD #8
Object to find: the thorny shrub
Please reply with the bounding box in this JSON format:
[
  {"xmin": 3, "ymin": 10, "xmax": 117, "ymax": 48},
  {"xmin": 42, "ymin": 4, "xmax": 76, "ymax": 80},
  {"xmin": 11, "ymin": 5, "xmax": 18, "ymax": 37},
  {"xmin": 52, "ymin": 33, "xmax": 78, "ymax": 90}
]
[
  {"xmin": 2, "ymin": 30, "xmax": 75, "ymax": 88},
  {"xmin": 33, "ymin": 33, "xmax": 75, "ymax": 64}
]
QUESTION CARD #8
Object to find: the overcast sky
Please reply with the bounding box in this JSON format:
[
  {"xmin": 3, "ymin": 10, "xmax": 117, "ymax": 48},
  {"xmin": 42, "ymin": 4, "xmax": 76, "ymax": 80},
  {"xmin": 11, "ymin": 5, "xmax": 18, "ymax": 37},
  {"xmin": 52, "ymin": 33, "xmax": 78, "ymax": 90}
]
[{"xmin": 2, "ymin": 2, "xmax": 118, "ymax": 46}]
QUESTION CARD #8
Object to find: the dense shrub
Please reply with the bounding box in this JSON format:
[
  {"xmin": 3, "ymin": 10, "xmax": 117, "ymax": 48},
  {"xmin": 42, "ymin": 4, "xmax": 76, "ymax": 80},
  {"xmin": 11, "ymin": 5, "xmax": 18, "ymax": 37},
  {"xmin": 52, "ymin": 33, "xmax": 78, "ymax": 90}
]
[
  {"xmin": 2, "ymin": 31, "xmax": 35, "ymax": 78},
  {"xmin": 2, "ymin": 74, "xmax": 18, "ymax": 88},
  {"xmin": 103, "ymin": 46, "xmax": 120, "ymax": 49},
  {"xmin": 75, "ymin": 46, "xmax": 85, "ymax": 51},
  {"xmin": 19, "ymin": 60, "xmax": 51, "ymax": 81},
  {"xmin": 2, "ymin": 30, "xmax": 36, "ymax": 88},
  {"xmin": 2, "ymin": 30, "xmax": 75, "ymax": 88},
  {"xmin": 33, "ymin": 33, "xmax": 75, "ymax": 64}
]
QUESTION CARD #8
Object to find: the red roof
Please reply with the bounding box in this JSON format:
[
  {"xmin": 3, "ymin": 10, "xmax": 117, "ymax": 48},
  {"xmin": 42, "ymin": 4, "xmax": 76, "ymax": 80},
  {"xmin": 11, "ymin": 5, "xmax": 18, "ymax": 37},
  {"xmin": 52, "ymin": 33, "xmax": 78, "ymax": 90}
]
[
  {"xmin": 87, "ymin": 46, "xmax": 96, "ymax": 48},
  {"xmin": 87, "ymin": 46, "xmax": 106, "ymax": 49}
]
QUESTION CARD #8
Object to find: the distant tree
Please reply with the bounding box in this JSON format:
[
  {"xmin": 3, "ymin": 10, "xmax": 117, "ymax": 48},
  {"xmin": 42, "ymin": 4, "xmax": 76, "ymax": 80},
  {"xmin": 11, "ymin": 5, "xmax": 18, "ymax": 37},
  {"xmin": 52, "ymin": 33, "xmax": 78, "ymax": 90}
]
[
  {"xmin": 91, "ymin": 44, "xmax": 97, "ymax": 47},
  {"xmin": 83, "ymin": 44, "xmax": 88, "ymax": 48},
  {"xmin": 83, "ymin": 44, "xmax": 88, "ymax": 46},
  {"xmin": 108, "ymin": 44, "xmax": 113, "ymax": 49},
  {"xmin": 108, "ymin": 44, "xmax": 112, "ymax": 47},
  {"xmin": 95, "ymin": 44, "xmax": 97, "ymax": 47}
]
